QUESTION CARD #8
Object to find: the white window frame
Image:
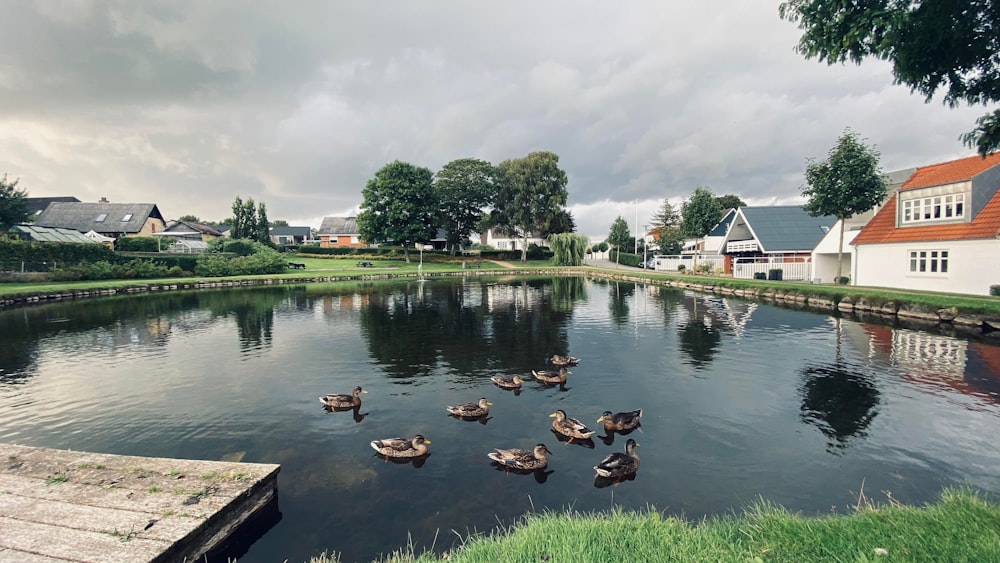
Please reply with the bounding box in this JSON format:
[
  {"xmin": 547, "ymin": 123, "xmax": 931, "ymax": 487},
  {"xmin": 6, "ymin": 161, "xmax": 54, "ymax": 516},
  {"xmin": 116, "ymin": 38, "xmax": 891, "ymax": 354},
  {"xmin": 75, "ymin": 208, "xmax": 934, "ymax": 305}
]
[
  {"xmin": 908, "ymin": 249, "xmax": 949, "ymax": 274},
  {"xmin": 899, "ymin": 184, "xmax": 967, "ymax": 225}
]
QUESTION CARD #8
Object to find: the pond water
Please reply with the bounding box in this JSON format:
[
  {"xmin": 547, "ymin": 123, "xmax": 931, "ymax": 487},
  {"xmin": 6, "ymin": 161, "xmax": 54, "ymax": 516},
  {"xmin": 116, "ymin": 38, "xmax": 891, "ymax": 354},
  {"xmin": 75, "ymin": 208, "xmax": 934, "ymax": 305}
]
[{"xmin": 1, "ymin": 277, "xmax": 999, "ymax": 562}]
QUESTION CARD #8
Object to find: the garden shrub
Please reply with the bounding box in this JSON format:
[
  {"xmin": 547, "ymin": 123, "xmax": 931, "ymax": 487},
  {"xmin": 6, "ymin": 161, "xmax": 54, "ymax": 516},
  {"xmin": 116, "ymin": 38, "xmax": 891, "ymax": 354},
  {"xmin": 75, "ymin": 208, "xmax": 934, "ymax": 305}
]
[
  {"xmin": 677, "ymin": 264, "xmax": 686, "ymax": 272},
  {"xmin": 222, "ymin": 239, "xmax": 257, "ymax": 256},
  {"xmin": 115, "ymin": 236, "xmax": 160, "ymax": 252}
]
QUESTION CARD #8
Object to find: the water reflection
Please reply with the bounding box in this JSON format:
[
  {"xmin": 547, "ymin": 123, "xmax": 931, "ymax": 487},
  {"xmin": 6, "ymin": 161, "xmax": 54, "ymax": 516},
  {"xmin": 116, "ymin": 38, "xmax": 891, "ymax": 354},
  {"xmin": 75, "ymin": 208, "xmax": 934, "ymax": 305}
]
[
  {"xmin": 678, "ymin": 317, "xmax": 721, "ymax": 369},
  {"xmin": 489, "ymin": 463, "xmax": 555, "ymax": 483},
  {"xmin": 594, "ymin": 472, "xmax": 637, "ymax": 489},
  {"xmin": 608, "ymin": 281, "xmax": 634, "ymax": 326},
  {"xmin": 323, "ymin": 405, "xmax": 367, "ymax": 423},
  {"xmin": 799, "ymin": 363, "xmax": 881, "ymax": 451}
]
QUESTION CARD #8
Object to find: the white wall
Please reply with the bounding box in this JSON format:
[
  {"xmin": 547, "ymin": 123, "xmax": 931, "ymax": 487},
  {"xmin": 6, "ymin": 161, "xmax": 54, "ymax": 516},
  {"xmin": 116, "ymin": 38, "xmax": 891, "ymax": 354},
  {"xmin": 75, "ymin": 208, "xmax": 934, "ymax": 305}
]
[
  {"xmin": 811, "ymin": 220, "xmax": 859, "ymax": 283},
  {"xmin": 855, "ymin": 238, "xmax": 1000, "ymax": 295}
]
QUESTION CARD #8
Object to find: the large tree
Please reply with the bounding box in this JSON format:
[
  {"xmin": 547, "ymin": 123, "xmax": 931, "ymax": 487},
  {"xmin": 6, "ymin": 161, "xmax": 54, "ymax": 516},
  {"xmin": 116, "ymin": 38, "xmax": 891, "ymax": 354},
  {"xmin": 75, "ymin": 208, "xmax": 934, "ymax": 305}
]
[
  {"xmin": 357, "ymin": 160, "xmax": 437, "ymax": 263},
  {"xmin": 607, "ymin": 216, "xmax": 631, "ymax": 261},
  {"xmin": 490, "ymin": 151, "xmax": 569, "ymax": 261},
  {"xmin": 714, "ymin": 194, "xmax": 746, "ymax": 215},
  {"xmin": 780, "ymin": 0, "xmax": 1000, "ymax": 155},
  {"xmin": 649, "ymin": 197, "xmax": 684, "ymax": 254},
  {"xmin": 256, "ymin": 201, "xmax": 271, "ymax": 246},
  {"xmin": 434, "ymin": 158, "xmax": 496, "ymax": 255},
  {"xmin": 802, "ymin": 128, "xmax": 886, "ymax": 281},
  {"xmin": 680, "ymin": 186, "xmax": 722, "ymax": 267},
  {"xmin": 0, "ymin": 174, "xmax": 29, "ymax": 232}
]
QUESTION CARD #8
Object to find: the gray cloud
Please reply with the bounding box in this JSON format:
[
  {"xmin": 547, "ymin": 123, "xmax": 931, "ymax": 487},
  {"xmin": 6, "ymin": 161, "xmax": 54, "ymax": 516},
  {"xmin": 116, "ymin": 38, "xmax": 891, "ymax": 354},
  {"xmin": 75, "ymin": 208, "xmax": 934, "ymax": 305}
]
[{"xmin": 0, "ymin": 1, "xmax": 988, "ymax": 237}]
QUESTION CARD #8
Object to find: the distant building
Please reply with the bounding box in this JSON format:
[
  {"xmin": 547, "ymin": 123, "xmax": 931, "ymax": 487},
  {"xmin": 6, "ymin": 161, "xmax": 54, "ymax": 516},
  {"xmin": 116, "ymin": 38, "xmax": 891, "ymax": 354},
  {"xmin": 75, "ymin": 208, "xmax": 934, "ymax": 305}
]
[
  {"xmin": 317, "ymin": 217, "xmax": 364, "ymax": 248},
  {"xmin": 34, "ymin": 201, "xmax": 167, "ymax": 240}
]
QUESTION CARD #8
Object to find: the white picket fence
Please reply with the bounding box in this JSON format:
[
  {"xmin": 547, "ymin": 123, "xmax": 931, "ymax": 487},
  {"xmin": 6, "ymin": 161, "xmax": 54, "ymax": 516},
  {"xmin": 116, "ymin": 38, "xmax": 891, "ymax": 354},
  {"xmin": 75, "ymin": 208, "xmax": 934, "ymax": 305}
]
[
  {"xmin": 650, "ymin": 255, "xmax": 725, "ymax": 273},
  {"xmin": 732, "ymin": 257, "xmax": 811, "ymax": 281}
]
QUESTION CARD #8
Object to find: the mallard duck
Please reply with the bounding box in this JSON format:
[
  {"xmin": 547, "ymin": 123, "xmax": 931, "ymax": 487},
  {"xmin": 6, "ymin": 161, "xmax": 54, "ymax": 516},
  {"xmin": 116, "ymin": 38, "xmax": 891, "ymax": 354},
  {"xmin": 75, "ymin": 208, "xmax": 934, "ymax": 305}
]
[
  {"xmin": 550, "ymin": 409, "xmax": 595, "ymax": 442},
  {"xmin": 597, "ymin": 409, "xmax": 643, "ymax": 432},
  {"xmin": 319, "ymin": 386, "xmax": 367, "ymax": 409},
  {"xmin": 594, "ymin": 438, "xmax": 640, "ymax": 478},
  {"xmin": 487, "ymin": 443, "xmax": 552, "ymax": 471},
  {"xmin": 491, "ymin": 375, "xmax": 523, "ymax": 390},
  {"xmin": 532, "ymin": 367, "xmax": 569, "ymax": 384},
  {"xmin": 370, "ymin": 435, "xmax": 431, "ymax": 458},
  {"xmin": 550, "ymin": 355, "xmax": 580, "ymax": 367},
  {"xmin": 446, "ymin": 398, "xmax": 492, "ymax": 418}
]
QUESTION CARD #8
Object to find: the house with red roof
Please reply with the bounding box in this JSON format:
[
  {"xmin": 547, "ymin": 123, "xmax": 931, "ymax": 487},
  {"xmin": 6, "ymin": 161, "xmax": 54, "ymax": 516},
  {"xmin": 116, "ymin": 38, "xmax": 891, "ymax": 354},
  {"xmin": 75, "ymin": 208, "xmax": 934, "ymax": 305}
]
[{"xmin": 852, "ymin": 152, "xmax": 1000, "ymax": 295}]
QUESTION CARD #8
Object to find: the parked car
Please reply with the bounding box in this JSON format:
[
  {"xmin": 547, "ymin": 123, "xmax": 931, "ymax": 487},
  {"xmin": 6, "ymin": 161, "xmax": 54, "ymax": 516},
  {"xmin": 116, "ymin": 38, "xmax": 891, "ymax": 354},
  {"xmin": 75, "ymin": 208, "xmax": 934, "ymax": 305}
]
[{"xmin": 639, "ymin": 257, "xmax": 657, "ymax": 270}]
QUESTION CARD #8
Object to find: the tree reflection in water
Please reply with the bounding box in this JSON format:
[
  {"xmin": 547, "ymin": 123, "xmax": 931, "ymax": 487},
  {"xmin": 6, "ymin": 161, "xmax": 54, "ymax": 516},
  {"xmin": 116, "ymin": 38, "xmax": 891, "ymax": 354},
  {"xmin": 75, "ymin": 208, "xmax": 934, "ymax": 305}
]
[
  {"xmin": 678, "ymin": 317, "xmax": 721, "ymax": 369},
  {"xmin": 799, "ymin": 363, "xmax": 881, "ymax": 452}
]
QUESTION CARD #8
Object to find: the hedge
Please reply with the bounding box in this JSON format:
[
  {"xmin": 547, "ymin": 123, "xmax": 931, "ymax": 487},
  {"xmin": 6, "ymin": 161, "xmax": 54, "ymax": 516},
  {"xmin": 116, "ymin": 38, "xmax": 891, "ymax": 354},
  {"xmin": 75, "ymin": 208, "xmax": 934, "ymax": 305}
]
[
  {"xmin": 0, "ymin": 239, "xmax": 118, "ymax": 265},
  {"xmin": 115, "ymin": 236, "xmax": 160, "ymax": 252}
]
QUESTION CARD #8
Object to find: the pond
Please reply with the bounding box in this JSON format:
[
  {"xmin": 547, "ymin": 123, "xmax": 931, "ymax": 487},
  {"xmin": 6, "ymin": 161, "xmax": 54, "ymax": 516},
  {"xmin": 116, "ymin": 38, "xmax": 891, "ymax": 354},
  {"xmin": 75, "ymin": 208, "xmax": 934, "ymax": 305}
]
[{"xmin": 1, "ymin": 277, "xmax": 999, "ymax": 562}]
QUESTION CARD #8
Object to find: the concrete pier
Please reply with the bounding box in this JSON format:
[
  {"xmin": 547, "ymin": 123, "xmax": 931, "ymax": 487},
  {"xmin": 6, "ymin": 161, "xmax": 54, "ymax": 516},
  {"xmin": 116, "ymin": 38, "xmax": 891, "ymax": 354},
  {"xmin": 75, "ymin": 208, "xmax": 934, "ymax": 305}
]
[{"xmin": 0, "ymin": 443, "xmax": 280, "ymax": 562}]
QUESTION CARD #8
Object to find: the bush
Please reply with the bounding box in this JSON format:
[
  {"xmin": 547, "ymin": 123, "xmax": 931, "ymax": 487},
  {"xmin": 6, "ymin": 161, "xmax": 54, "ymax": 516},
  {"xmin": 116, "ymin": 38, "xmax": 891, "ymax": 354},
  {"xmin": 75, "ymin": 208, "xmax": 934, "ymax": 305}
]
[
  {"xmin": 836, "ymin": 276, "xmax": 851, "ymax": 285},
  {"xmin": 115, "ymin": 236, "xmax": 160, "ymax": 252},
  {"xmin": 696, "ymin": 263, "xmax": 712, "ymax": 274},
  {"xmin": 49, "ymin": 259, "xmax": 182, "ymax": 281},
  {"xmin": 194, "ymin": 247, "xmax": 287, "ymax": 277},
  {"xmin": 0, "ymin": 239, "xmax": 118, "ymax": 266},
  {"xmin": 677, "ymin": 264, "xmax": 686, "ymax": 272},
  {"xmin": 222, "ymin": 239, "xmax": 258, "ymax": 256}
]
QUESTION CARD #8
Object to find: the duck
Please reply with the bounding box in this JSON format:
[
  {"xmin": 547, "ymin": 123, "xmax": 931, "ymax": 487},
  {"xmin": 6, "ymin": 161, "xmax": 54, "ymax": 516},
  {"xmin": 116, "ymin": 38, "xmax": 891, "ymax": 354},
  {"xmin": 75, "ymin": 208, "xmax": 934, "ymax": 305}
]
[
  {"xmin": 549, "ymin": 409, "xmax": 595, "ymax": 442},
  {"xmin": 491, "ymin": 375, "xmax": 523, "ymax": 390},
  {"xmin": 532, "ymin": 367, "xmax": 570, "ymax": 384},
  {"xmin": 370, "ymin": 435, "xmax": 431, "ymax": 458},
  {"xmin": 319, "ymin": 386, "xmax": 367, "ymax": 409},
  {"xmin": 550, "ymin": 355, "xmax": 580, "ymax": 367},
  {"xmin": 597, "ymin": 409, "xmax": 643, "ymax": 432},
  {"xmin": 446, "ymin": 398, "xmax": 492, "ymax": 418},
  {"xmin": 594, "ymin": 438, "xmax": 640, "ymax": 478},
  {"xmin": 487, "ymin": 443, "xmax": 552, "ymax": 471}
]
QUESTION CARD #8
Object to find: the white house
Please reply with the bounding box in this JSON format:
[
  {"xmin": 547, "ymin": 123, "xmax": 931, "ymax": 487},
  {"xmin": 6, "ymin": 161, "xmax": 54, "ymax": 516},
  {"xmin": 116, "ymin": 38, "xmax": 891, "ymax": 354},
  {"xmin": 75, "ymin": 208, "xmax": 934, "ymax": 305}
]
[
  {"xmin": 810, "ymin": 167, "xmax": 915, "ymax": 283},
  {"xmin": 852, "ymin": 152, "xmax": 1000, "ymax": 296}
]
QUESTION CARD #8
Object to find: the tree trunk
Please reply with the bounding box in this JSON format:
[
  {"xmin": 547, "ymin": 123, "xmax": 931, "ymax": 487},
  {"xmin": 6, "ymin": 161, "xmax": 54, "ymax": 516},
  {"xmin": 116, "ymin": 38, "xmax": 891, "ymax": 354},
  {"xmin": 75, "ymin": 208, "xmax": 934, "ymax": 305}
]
[
  {"xmin": 403, "ymin": 245, "xmax": 411, "ymax": 263},
  {"xmin": 521, "ymin": 233, "xmax": 528, "ymax": 262},
  {"xmin": 836, "ymin": 216, "xmax": 845, "ymax": 282}
]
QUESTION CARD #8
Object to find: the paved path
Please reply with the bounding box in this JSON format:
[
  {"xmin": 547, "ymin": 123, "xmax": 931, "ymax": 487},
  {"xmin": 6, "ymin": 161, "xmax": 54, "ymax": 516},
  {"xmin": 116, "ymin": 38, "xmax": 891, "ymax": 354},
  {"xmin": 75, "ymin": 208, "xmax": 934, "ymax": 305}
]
[{"xmin": 0, "ymin": 443, "xmax": 280, "ymax": 563}]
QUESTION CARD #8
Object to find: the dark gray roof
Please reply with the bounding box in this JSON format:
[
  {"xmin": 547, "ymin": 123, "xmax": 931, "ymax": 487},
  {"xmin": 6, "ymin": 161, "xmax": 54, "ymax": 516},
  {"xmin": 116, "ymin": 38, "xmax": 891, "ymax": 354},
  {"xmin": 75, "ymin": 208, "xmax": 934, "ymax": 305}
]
[
  {"xmin": 318, "ymin": 216, "xmax": 358, "ymax": 234},
  {"xmin": 164, "ymin": 220, "xmax": 223, "ymax": 236},
  {"xmin": 25, "ymin": 197, "xmax": 81, "ymax": 216},
  {"xmin": 35, "ymin": 202, "xmax": 164, "ymax": 234},
  {"xmin": 11, "ymin": 224, "xmax": 100, "ymax": 243},
  {"xmin": 739, "ymin": 206, "xmax": 835, "ymax": 252},
  {"xmin": 269, "ymin": 225, "xmax": 311, "ymax": 237},
  {"xmin": 709, "ymin": 208, "xmax": 737, "ymax": 237}
]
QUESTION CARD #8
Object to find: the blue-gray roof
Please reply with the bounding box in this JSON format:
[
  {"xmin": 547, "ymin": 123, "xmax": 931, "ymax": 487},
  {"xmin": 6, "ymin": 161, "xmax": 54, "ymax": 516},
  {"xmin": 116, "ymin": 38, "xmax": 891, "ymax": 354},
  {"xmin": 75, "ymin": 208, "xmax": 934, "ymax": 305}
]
[
  {"xmin": 269, "ymin": 225, "xmax": 311, "ymax": 237},
  {"xmin": 739, "ymin": 206, "xmax": 835, "ymax": 252},
  {"xmin": 709, "ymin": 208, "xmax": 737, "ymax": 236},
  {"xmin": 11, "ymin": 224, "xmax": 100, "ymax": 243}
]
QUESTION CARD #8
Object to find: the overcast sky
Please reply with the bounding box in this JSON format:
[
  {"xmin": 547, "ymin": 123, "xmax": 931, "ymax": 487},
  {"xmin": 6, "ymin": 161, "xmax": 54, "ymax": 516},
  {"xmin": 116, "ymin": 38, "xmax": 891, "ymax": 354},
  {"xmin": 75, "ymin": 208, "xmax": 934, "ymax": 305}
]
[{"xmin": 0, "ymin": 1, "xmax": 988, "ymax": 238}]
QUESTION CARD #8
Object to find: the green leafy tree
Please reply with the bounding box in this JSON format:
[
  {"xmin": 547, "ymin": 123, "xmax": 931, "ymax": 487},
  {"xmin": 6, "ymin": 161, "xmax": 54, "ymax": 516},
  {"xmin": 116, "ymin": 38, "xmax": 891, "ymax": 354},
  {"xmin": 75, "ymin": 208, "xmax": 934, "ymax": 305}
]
[
  {"xmin": 178, "ymin": 214, "xmax": 202, "ymax": 223},
  {"xmin": 270, "ymin": 219, "xmax": 289, "ymax": 227},
  {"xmin": 539, "ymin": 208, "xmax": 576, "ymax": 237},
  {"xmin": 0, "ymin": 174, "xmax": 29, "ymax": 232},
  {"xmin": 680, "ymin": 186, "xmax": 722, "ymax": 267},
  {"xmin": 547, "ymin": 233, "xmax": 589, "ymax": 266},
  {"xmin": 607, "ymin": 216, "xmax": 631, "ymax": 261},
  {"xmin": 780, "ymin": 0, "xmax": 1000, "ymax": 155},
  {"xmin": 434, "ymin": 158, "xmax": 496, "ymax": 255},
  {"xmin": 714, "ymin": 194, "xmax": 746, "ymax": 215},
  {"xmin": 256, "ymin": 201, "xmax": 271, "ymax": 245},
  {"xmin": 357, "ymin": 160, "xmax": 437, "ymax": 263},
  {"xmin": 649, "ymin": 198, "xmax": 684, "ymax": 254},
  {"xmin": 802, "ymin": 128, "xmax": 886, "ymax": 281},
  {"xmin": 490, "ymin": 151, "xmax": 569, "ymax": 262}
]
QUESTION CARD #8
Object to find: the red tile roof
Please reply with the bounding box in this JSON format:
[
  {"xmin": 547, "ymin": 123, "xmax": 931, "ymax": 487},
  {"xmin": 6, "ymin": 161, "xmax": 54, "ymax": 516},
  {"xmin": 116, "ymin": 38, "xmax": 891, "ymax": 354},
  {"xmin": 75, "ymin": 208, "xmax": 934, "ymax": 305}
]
[
  {"xmin": 853, "ymin": 153, "xmax": 1000, "ymax": 245},
  {"xmin": 901, "ymin": 152, "xmax": 1000, "ymax": 190}
]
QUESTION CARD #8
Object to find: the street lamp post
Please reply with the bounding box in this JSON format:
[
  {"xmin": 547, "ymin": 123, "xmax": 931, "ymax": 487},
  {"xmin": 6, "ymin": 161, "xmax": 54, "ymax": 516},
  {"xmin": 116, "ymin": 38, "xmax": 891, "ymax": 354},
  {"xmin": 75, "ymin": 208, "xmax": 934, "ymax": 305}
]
[{"xmin": 642, "ymin": 224, "xmax": 648, "ymax": 268}]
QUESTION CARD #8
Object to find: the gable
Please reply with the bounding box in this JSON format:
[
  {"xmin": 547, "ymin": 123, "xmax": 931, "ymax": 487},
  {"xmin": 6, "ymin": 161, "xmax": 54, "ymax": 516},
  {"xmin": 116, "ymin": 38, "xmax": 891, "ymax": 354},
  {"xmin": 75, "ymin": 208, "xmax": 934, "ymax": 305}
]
[
  {"xmin": 35, "ymin": 202, "xmax": 164, "ymax": 234},
  {"xmin": 853, "ymin": 190, "xmax": 1000, "ymax": 244}
]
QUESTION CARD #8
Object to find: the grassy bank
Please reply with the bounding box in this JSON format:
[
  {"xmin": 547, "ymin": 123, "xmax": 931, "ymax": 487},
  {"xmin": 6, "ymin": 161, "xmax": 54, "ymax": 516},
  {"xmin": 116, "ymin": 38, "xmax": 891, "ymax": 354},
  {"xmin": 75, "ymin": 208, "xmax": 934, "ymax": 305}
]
[{"xmin": 312, "ymin": 488, "xmax": 1000, "ymax": 562}]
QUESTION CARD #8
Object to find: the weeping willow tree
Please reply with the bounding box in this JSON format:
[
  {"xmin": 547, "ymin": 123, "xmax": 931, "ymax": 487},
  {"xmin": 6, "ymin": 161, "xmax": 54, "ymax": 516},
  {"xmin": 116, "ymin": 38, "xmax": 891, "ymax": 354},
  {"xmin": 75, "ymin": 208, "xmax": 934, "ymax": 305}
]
[{"xmin": 548, "ymin": 233, "xmax": 589, "ymax": 266}]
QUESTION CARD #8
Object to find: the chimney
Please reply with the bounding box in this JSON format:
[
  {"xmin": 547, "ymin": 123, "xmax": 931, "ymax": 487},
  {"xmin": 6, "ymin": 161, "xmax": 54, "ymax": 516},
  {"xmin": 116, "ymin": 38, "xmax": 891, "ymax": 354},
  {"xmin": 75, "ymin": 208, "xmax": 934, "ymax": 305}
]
[{"xmin": 99, "ymin": 197, "xmax": 109, "ymax": 203}]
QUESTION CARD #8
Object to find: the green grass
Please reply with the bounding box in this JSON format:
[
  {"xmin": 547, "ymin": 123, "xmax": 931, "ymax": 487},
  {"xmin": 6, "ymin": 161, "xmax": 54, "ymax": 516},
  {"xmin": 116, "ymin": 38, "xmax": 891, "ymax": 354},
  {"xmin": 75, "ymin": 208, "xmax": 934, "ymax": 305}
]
[{"xmin": 309, "ymin": 489, "xmax": 1000, "ymax": 562}]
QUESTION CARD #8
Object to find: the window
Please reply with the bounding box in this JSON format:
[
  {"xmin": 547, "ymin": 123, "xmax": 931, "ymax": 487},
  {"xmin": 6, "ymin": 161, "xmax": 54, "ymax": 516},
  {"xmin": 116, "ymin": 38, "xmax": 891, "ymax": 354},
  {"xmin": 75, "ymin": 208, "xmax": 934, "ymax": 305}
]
[
  {"xmin": 95, "ymin": 213, "xmax": 108, "ymax": 222},
  {"xmin": 121, "ymin": 214, "xmax": 133, "ymax": 221},
  {"xmin": 900, "ymin": 193, "xmax": 965, "ymax": 224},
  {"xmin": 909, "ymin": 250, "xmax": 949, "ymax": 274}
]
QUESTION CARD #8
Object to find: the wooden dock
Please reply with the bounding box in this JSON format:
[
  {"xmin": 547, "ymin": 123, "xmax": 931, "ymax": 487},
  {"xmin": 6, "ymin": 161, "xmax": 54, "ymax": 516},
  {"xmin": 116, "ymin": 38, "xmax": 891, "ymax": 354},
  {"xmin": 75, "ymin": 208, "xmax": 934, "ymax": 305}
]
[{"xmin": 0, "ymin": 443, "xmax": 280, "ymax": 562}]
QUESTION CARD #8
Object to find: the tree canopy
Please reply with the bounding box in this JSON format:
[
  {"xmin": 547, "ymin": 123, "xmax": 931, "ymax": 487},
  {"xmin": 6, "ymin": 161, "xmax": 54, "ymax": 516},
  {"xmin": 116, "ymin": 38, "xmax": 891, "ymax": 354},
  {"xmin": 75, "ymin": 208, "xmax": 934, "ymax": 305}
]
[
  {"xmin": 230, "ymin": 196, "xmax": 271, "ymax": 245},
  {"xmin": 607, "ymin": 216, "xmax": 631, "ymax": 253},
  {"xmin": 490, "ymin": 151, "xmax": 569, "ymax": 261},
  {"xmin": 434, "ymin": 158, "xmax": 496, "ymax": 255},
  {"xmin": 0, "ymin": 174, "xmax": 29, "ymax": 232},
  {"xmin": 357, "ymin": 160, "xmax": 438, "ymax": 262},
  {"xmin": 680, "ymin": 186, "xmax": 721, "ymax": 240},
  {"xmin": 649, "ymin": 197, "xmax": 684, "ymax": 255},
  {"xmin": 547, "ymin": 233, "xmax": 589, "ymax": 266},
  {"xmin": 802, "ymin": 128, "xmax": 886, "ymax": 280},
  {"xmin": 714, "ymin": 194, "xmax": 746, "ymax": 214},
  {"xmin": 780, "ymin": 0, "xmax": 1000, "ymax": 155}
]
